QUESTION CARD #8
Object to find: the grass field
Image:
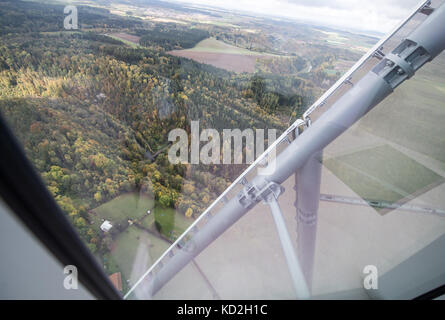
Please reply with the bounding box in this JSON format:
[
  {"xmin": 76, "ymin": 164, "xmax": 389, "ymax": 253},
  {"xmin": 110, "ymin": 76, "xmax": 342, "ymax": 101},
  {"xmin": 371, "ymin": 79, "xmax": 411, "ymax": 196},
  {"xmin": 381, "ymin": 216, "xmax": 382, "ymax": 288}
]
[
  {"xmin": 358, "ymin": 53, "xmax": 445, "ymax": 170},
  {"xmin": 184, "ymin": 37, "xmax": 265, "ymax": 56},
  {"xmin": 92, "ymin": 192, "xmax": 154, "ymax": 228},
  {"xmin": 105, "ymin": 33, "xmax": 141, "ymax": 47},
  {"xmin": 94, "ymin": 191, "xmax": 193, "ymax": 287},
  {"xmin": 138, "ymin": 205, "xmax": 190, "ymax": 239},
  {"xmin": 168, "ymin": 37, "xmax": 275, "ymax": 73},
  {"xmin": 140, "ymin": 214, "xmax": 155, "ymax": 230},
  {"xmin": 93, "ymin": 192, "xmax": 192, "ymax": 239},
  {"xmin": 324, "ymin": 145, "xmax": 444, "ymax": 212},
  {"xmin": 153, "ymin": 204, "xmax": 192, "ymax": 240},
  {"xmin": 109, "ymin": 226, "xmax": 170, "ymax": 285}
]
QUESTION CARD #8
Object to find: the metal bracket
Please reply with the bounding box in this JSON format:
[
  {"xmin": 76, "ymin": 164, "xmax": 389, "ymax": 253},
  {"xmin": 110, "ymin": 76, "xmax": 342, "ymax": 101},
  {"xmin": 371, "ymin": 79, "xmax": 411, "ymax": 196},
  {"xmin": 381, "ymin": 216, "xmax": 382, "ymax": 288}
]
[
  {"xmin": 296, "ymin": 208, "xmax": 317, "ymax": 226},
  {"xmin": 343, "ymin": 76, "xmax": 354, "ymax": 86},
  {"xmin": 240, "ymin": 177, "xmax": 248, "ymax": 186},
  {"xmin": 387, "ymin": 52, "xmax": 415, "ymax": 78},
  {"xmin": 261, "ymin": 182, "xmax": 284, "ymax": 203},
  {"xmin": 372, "ymin": 48, "xmax": 385, "ymax": 60},
  {"xmin": 237, "ymin": 180, "xmax": 284, "ymax": 209},
  {"xmin": 372, "ymin": 39, "xmax": 431, "ymax": 89},
  {"xmin": 421, "ymin": 2, "xmax": 434, "ymax": 15},
  {"xmin": 293, "ymin": 119, "xmax": 307, "ymax": 139}
]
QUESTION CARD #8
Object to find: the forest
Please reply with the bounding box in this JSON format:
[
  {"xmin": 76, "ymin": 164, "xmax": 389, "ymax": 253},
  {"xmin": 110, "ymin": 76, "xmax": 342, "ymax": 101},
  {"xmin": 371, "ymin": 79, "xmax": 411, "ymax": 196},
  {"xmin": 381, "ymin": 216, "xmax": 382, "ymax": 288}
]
[
  {"xmin": 0, "ymin": 0, "xmax": 307, "ymax": 259},
  {"xmin": 138, "ymin": 27, "xmax": 210, "ymax": 50}
]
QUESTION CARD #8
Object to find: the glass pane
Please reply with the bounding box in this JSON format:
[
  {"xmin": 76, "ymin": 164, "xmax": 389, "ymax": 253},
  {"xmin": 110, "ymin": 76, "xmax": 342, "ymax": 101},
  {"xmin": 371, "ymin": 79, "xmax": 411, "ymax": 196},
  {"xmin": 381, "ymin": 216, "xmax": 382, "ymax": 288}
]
[
  {"xmin": 1, "ymin": 0, "xmax": 443, "ymax": 300},
  {"xmin": 313, "ymin": 52, "xmax": 445, "ymax": 298},
  {"xmin": 128, "ymin": 0, "xmax": 445, "ymax": 299}
]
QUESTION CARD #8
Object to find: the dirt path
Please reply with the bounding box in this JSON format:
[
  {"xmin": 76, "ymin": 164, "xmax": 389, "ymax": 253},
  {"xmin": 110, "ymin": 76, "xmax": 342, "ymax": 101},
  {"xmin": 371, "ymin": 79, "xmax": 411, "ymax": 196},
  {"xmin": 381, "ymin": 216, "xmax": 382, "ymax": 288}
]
[{"xmin": 129, "ymin": 234, "xmax": 152, "ymax": 299}]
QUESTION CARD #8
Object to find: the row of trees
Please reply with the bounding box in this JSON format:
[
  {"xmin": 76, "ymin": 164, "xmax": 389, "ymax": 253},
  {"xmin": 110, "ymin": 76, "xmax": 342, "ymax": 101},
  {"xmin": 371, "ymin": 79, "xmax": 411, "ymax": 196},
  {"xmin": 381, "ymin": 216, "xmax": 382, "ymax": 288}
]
[
  {"xmin": 245, "ymin": 75, "xmax": 305, "ymax": 113},
  {"xmin": 138, "ymin": 26, "xmax": 209, "ymax": 50}
]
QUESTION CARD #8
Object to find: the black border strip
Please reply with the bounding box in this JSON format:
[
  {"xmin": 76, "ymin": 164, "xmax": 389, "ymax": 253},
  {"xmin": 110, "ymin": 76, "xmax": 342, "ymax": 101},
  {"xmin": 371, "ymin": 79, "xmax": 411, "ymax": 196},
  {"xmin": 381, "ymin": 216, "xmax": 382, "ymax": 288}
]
[
  {"xmin": 414, "ymin": 284, "xmax": 445, "ymax": 300},
  {"xmin": 0, "ymin": 112, "xmax": 121, "ymax": 300}
]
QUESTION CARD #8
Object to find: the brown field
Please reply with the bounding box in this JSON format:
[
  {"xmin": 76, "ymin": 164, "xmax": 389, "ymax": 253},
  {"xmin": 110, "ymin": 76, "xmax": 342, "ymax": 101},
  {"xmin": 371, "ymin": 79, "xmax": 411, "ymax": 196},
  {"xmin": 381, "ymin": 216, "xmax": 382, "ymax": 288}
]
[
  {"xmin": 109, "ymin": 33, "xmax": 140, "ymax": 44},
  {"xmin": 168, "ymin": 50, "xmax": 264, "ymax": 73}
]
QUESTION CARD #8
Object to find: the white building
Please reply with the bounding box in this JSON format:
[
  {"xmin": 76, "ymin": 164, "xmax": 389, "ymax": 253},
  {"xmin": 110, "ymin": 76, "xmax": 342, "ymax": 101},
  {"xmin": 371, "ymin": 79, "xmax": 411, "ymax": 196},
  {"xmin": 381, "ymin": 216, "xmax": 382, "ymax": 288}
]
[{"xmin": 100, "ymin": 220, "xmax": 112, "ymax": 232}]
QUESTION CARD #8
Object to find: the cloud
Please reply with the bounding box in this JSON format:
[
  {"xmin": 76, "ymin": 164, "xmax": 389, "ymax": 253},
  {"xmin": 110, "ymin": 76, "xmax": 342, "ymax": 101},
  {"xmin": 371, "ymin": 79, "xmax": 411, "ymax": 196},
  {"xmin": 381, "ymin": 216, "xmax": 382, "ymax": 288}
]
[{"xmin": 169, "ymin": 0, "xmax": 425, "ymax": 33}]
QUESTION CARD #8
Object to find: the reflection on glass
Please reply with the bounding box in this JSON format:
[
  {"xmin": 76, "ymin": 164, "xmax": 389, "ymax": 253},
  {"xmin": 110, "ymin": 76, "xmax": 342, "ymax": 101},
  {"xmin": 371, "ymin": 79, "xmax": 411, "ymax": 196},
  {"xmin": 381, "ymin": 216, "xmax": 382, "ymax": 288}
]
[{"xmin": 1, "ymin": 0, "xmax": 443, "ymax": 300}]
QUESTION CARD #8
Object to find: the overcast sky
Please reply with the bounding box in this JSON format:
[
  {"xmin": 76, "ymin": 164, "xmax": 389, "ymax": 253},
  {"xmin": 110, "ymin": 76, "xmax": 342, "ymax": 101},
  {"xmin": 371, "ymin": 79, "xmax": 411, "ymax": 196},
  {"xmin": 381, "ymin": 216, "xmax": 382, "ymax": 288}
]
[{"xmin": 169, "ymin": 0, "xmax": 425, "ymax": 34}]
